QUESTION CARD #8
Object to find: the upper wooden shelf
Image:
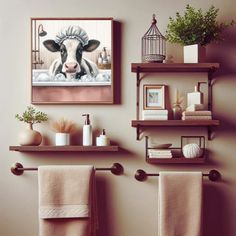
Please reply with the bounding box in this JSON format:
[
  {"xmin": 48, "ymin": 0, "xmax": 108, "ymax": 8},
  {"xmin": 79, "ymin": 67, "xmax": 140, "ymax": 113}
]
[
  {"xmin": 9, "ymin": 145, "xmax": 119, "ymax": 152},
  {"xmin": 131, "ymin": 63, "xmax": 220, "ymax": 73},
  {"xmin": 131, "ymin": 120, "xmax": 220, "ymax": 127}
]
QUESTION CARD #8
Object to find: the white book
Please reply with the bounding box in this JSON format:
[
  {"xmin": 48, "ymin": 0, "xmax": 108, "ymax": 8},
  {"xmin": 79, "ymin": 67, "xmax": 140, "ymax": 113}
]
[
  {"xmin": 143, "ymin": 115, "xmax": 168, "ymax": 120},
  {"xmin": 148, "ymin": 150, "xmax": 172, "ymax": 154},
  {"xmin": 183, "ymin": 111, "xmax": 212, "ymax": 116},
  {"xmin": 142, "ymin": 110, "xmax": 168, "ymax": 115},
  {"xmin": 182, "ymin": 115, "xmax": 212, "ymax": 120},
  {"xmin": 149, "ymin": 155, "xmax": 172, "ymax": 158},
  {"xmin": 185, "ymin": 104, "xmax": 205, "ymax": 112}
]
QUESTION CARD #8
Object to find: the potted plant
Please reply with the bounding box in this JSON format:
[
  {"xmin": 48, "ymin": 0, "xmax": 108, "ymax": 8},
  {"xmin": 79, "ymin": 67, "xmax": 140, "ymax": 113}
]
[
  {"xmin": 51, "ymin": 118, "xmax": 76, "ymax": 146},
  {"xmin": 166, "ymin": 5, "xmax": 234, "ymax": 63},
  {"xmin": 15, "ymin": 106, "xmax": 48, "ymax": 146}
]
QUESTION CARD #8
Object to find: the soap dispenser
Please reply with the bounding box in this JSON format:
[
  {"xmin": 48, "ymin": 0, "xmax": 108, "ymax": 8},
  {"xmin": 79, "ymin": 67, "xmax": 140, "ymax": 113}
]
[
  {"xmin": 187, "ymin": 82, "xmax": 206, "ymax": 107},
  {"xmin": 82, "ymin": 114, "xmax": 92, "ymax": 146},
  {"xmin": 96, "ymin": 129, "xmax": 110, "ymax": 146}
]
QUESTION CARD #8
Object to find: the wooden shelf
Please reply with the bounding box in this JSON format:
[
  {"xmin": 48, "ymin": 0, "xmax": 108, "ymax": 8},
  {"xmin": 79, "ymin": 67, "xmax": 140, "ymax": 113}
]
[
  {"xmin": 132, "ymin": 120, "xmax": 220, "ymax": 127},
  {"xmin": 131, "ymin": 63, "xmax": 220, "ymax": 73},
  {"xmin": 147, "ymin": 157, "xmax": 205, "ymax": 164},
  {"xmin": 9, "ymin": 145, "xmax": 119, "ymax": 152}
]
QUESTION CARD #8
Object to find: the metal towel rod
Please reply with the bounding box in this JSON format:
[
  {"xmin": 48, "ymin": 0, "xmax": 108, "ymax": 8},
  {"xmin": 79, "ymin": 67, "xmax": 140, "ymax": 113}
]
[
  {"xmin": 135, "ymin": 169, "xmax": 221, "ymax": 182},
  {"xmin": 11, "ymin": 162, "xmax": 124, "ymax": 176}
]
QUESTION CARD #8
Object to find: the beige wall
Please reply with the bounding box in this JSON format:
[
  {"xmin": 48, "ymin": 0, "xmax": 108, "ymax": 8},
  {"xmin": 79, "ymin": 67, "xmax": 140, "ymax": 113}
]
[{"xmin": 1, "ymin": 0, "xmax": 236, "ymax": 235}]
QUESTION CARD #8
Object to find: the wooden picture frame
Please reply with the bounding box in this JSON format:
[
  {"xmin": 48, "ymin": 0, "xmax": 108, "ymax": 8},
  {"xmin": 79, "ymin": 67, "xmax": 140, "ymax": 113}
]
[
  {"xmin": 31, "ymin": 18, "xmax": 114, "ymax": 104},
  {"xmin": 143, "ymin": 84, "xmax": 165, "ymax": 110}
]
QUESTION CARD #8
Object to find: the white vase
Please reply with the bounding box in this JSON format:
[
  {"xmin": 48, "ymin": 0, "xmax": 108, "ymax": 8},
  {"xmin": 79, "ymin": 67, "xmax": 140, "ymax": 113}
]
[
  {"xmin": 55, "ymin": 133, "xmax": 70, "ymax": 146},
  {"xmin": 184, "ymin": 44, "xmax": 206, "ymax": 63},
  {"xmin": 18, "ymin": 127, "xmax": 42, "ymax": 146}
]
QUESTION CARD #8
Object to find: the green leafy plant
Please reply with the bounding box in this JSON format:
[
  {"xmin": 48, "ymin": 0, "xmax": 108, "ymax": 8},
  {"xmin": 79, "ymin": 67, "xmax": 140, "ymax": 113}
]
[
  {"xmin": 15, "ymin": 106, "xmax": 48, "ymax": 129},
  {"xmin": 166, "ymin": 4, "xmax": 234, "ymax": 46}
]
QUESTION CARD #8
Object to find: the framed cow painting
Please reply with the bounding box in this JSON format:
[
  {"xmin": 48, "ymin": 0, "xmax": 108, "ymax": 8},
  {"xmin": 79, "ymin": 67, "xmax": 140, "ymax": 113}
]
[{"xmin": 31, "ymin": 18, "xmax": 114, "ymax": 104}]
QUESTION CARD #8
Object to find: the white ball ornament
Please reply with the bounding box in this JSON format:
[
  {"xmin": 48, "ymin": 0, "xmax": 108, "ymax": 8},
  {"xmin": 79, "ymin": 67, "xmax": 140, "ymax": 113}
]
[{"xmin": 182, "ymin": 143, "xmax": 203, "ymax": 158}]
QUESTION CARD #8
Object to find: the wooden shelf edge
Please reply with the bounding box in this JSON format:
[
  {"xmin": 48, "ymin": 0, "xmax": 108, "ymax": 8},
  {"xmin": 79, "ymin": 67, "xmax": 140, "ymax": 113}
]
[
  {"xmin": 131, "ymin": 120, "xmax": 220, "ymax": 127},
  {"xmin": 9, "ymin": 145, "xmax": 119, "ymax": 152},
  {"xmin": 147, "ymin": 157, "xmax": 205, "ymax": 164},
  {"xmin": 131, "ymin": 63, "xmax": 220, "ymax": 73}
]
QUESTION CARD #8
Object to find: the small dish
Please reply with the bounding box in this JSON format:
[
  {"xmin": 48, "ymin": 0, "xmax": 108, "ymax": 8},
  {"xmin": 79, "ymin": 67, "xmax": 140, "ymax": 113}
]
[{"xmin": 149, "ymin": 143, "xmax": 172, "ymax": 149}]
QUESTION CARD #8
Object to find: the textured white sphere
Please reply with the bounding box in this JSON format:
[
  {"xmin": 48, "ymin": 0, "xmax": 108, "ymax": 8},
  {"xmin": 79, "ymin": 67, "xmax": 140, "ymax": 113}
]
[{"xmin": 182, "ymin": 143, "xmax": 203, "ymax": 158}]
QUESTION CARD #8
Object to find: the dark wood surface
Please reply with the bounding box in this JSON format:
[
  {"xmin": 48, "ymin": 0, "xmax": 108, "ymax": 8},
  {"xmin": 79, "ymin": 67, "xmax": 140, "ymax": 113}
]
[
  {"xmin": 9, "ymin": 145, "xmax": 119, "ymax": 152},
  {"xmin": 132, "ymin": 120, "xmax": 220, "ymax": 127},
  {"xmin": 131, "ymin": 63, "xmax": 220, "ymax": 73},
  {"xmin": 147, "ymin": 156, "xmax": 205, "ymax": 164}
]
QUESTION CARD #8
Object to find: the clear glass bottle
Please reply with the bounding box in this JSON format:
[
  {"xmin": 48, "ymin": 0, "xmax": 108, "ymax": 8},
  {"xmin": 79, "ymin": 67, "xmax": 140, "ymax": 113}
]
[{"xmin": 172, "ymin": 103, "xmax": 182, "ymax": 120}]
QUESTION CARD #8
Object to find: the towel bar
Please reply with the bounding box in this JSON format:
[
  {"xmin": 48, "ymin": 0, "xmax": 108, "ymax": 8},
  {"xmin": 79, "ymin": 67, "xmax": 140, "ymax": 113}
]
[
  {"xmin": 135, "ymin": 169, "xmax": 221, "ymax": 182},
  {"xmin": 11, "ymin": 162, "xmax": 124, "ymax": 176}
]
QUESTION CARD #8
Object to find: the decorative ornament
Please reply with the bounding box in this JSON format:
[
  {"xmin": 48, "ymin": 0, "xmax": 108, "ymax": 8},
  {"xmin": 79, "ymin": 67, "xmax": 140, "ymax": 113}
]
[
  {"xmin": 182, "ymin": 143, "xmax": 203, "ymax": 158},
  {"xmin": 142, "ymin": 14, "xmax": 166, "ymax": 63}
]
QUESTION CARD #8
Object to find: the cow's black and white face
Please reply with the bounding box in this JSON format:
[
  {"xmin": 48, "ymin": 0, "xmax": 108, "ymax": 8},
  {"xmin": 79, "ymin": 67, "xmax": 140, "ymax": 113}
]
[
  {"xmin": 60, "ymin": 39, "xmax": 82, "ymax": 74},
  {"xmin": 43, "ymin": 38, "xmax": 100, "ymax": 76}
]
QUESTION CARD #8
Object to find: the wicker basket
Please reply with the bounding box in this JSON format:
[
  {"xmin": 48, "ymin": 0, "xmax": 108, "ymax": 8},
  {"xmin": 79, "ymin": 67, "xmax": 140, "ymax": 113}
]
[{"xmin": 97, "ymin": 63, "xmax": 111, "ymax": 70}]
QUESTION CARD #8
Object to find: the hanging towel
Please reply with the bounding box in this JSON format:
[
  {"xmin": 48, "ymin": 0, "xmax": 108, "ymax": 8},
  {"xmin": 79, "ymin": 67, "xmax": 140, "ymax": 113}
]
[
  {"xmin": 38, "ymin": 165, "xmax": 97, "ymax": 236},
  {"xmin": 158, "ymin": 172, "xmax": 202, "ymax": 236}
]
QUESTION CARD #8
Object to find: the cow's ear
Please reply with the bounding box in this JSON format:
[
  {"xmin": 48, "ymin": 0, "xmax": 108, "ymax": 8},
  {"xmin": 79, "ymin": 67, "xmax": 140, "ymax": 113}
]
[
  {"xmin": 43, "ymin": 40, "xmax": 60, "ymax": 52},
  {"xmin": 83, "ymin": 40, "xmax": 100, "ymax": 52}
]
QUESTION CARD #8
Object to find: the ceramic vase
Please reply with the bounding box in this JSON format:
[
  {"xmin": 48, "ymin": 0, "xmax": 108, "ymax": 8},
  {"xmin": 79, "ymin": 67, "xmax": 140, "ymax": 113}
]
[
  {"xmin": 184, "ymin": 44, "xmax": 206, "ymax": 63},
  {"xmin": 18, "ymin": 124, "xmax": 42, "ymax": 146}
]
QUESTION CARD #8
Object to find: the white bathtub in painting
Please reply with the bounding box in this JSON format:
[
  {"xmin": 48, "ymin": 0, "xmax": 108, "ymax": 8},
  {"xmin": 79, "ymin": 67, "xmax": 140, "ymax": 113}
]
[{"xmin": 32, "ymin": 69, "xmax": 112, "ymax": 87}]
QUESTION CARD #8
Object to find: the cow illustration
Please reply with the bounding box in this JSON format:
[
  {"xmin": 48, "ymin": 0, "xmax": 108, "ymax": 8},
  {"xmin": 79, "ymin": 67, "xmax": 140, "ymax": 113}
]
[{"xmin": 43, "ymin": 25, "xmax": 100, "ymax": 79}]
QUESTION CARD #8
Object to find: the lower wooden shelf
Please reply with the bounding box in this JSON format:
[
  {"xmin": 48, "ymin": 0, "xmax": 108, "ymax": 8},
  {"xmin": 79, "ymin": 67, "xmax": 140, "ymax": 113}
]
[
  {"xmin": 9, "ymin": 145, "xmax": 119, "ymax": 152},
  {"xmin": 147, "ymin": 156, "xmax": 205, "ymax": 164}
]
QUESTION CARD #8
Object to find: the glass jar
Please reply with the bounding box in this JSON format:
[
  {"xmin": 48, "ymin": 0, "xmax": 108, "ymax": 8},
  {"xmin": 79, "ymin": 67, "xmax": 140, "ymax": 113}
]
[{"xmin": 172, "ymin": 103, "xmax": 182, "ymax": 120}]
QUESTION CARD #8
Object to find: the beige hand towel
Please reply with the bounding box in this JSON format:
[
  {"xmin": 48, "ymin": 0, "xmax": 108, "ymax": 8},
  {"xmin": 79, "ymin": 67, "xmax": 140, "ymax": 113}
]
[
  {"xmin": 158, "ymin": 172, "xmax": 202, "ymax": 236},
  {"xmin": 38, "ymin": 165, "xmax": 96, "ymax": 236}
]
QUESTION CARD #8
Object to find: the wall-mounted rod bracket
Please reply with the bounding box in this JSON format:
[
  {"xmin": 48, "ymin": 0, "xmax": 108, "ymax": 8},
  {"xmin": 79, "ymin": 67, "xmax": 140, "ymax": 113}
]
[
  {"xmin": 135, "ymin": 169, "xmax": 221, "ymax": 182},
  {"xmin": 11, "ymin": 162, "xmax": 124, "ymax": 176}
]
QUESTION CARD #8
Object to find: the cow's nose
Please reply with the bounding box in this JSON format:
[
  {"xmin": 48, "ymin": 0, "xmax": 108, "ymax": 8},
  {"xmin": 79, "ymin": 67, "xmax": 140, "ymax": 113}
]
[{"xmin": 65, "ymin": 63, "xmax": 78, "ymax": 71}]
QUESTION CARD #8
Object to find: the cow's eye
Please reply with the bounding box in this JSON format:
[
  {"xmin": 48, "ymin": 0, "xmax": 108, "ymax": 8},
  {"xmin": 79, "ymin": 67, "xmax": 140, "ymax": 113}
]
[{"xmin": 60, "ymin": 49, "xmax": 65, "ymax": 54}]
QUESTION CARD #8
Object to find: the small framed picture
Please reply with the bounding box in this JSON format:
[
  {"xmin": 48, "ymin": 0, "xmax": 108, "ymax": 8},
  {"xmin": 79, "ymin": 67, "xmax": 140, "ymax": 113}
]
[{"xmin": 143, "ymin": 84, "xmax": 165, "ymax": 110}]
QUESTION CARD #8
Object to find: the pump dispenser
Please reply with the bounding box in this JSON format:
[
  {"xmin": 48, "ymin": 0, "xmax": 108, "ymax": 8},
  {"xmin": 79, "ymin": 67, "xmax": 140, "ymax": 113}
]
[
  {"xmin": 96, "ymin": 129, "xmax": 110, "ymax": 146},
  {"xmin": 187, "ymin": 82, "xmax": 206, "ymax": 107},
  {"xmin": 82, "ymin": 114, "xmax": 92, "ymax": 146}
]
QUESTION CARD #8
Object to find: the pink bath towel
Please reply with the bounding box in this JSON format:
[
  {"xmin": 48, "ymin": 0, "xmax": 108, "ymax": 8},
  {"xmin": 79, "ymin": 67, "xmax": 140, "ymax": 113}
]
[
  {"xmin": 38, "ymin": 165, "xmax": 97, "ymax": 236},
  {"xmin": 158, "ymin": 171, "xmax": 202, "ymax": 236}
]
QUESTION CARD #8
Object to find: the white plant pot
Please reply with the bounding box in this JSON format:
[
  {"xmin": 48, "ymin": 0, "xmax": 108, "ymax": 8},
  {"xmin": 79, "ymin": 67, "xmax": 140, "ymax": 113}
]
[
  {"xmin": 55, "ymin": 133, "xmax": 70, "ymax": 146},
  {"xmin": 184, "ymin": 44, "xmax": 206, "ymax": 63}
]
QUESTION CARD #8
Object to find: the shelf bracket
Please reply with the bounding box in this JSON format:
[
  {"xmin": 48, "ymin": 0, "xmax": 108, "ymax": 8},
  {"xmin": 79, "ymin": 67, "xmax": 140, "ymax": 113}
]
[
  {"xmin": 136, "ymin": 66, "xmax": 141, "ymax": 120},
  {"xmin": 208, "ymin": 70, "xmax": 214, "ymax": 111},
  {"xmin": 136, "ymin": 125, "xmax": 141, "ymax": 140},
  {"xmin": 208, "ymin": 126, "xmax": 213, "ymax": 141}
]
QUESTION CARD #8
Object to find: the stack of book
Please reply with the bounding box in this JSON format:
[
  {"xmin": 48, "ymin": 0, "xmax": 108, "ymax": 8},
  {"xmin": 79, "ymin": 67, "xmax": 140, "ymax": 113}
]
[
  {"xmin": 148, "ymin": 149, "xmax": 173, "ymax": 158},
  {"xmin": 182, "ymin": 110, "xmax": 212, "ymax": 120},
  {"xmin": 142, "ymin": 110, "xmax": 168, "ymax": 120},
  {"xmin": 186, "ymin": 104, "xmax": 204, "ymax": 112}
]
